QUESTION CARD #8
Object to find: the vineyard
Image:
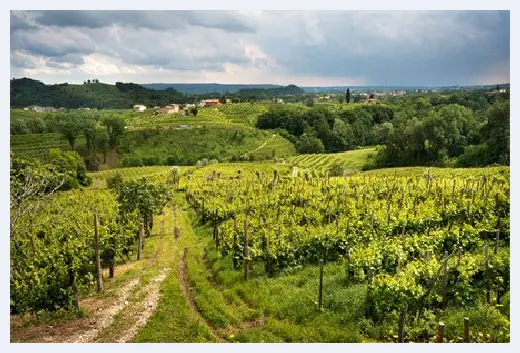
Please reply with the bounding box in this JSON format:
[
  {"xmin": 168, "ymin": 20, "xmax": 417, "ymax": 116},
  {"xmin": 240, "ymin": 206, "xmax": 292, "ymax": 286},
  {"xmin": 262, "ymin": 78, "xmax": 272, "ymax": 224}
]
[
  {"xmin": 217, "ymin": 103, "xmax": 269, "ymax": 125},
  {"xmin": 10, "ymin": 188, "xmax": 138, "ymax": 314},
  {"xmin": 10, "ymin": 161, "xmax": 511, "ymax": 342},
  {"xmin": 122, "ymin": 104, "xmax": 269, "ymax": 129},
  {"xmin": 286, "ymin": 147, "xmax": 378, "ymax": 173},
  {"xmin": 182, "ymin": 164, "xmax": 510, "ymax": 342},
  {"xmin": 11, "ymin": 133, "xmax": 86, "ymax": 160}
]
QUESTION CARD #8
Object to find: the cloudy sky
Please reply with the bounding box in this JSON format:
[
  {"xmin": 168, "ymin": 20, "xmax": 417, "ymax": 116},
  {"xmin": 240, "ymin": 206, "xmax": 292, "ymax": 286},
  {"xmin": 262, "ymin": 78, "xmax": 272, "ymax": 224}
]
[{"xmin": 10, "ymin": 10, "xmax": 510, "ymax": 86}]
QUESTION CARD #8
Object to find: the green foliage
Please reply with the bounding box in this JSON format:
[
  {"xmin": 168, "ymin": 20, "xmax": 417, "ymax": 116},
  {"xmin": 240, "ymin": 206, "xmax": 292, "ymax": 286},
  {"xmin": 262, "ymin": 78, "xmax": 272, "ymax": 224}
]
[
  {"xmin": 296, "ymin": 133, "xmax": 325, "ymax": 154},
  {"xmin": 106, "ymin": 172, "xmax": 123, "ymax": 189},
  {"xmin": 57, "ymin": 113, "xmax": 83, "ymax": 149},
  {"xmin": 117, "ymin": 126, "xmax": 291, "ymax": 166},
  {"xmin": 184, "ymin": 163, "xmax": 509, "ymax": 342},
  {"xmin": 102, "ymin": 116, "xmax": 126, "ymax": 148},
  {"xmin": 328, "ymin": 163, "xmax": 346, "ymax": 177},
  {"xmin": 10, "ymin": 78, "xmax": 190, "ymax": 109},
  {"xmin": 114, "ymin": 178, "xmax": 171, "ymax": 236},
  {"xmin": 47, "ymin": 148, "xmax": 91, "ymax": 189},
  {"xmin": 10, "ymin": 189, "xmax": 137, "ymax": 314}
]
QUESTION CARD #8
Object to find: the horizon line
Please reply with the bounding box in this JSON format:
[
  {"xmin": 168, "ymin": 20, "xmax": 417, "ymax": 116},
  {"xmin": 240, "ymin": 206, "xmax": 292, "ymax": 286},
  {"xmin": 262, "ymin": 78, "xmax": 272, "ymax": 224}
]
[{"xmin": 12, "ymin": 77, "xmax": 510, "ymax": 88}]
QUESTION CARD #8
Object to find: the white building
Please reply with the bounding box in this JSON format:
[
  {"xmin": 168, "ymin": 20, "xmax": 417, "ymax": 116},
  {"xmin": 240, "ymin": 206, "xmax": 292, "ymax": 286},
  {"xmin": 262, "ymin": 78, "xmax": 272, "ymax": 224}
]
[{"xmin": 133, "ymin": 104, "xmax": 146, "ymax": 112}]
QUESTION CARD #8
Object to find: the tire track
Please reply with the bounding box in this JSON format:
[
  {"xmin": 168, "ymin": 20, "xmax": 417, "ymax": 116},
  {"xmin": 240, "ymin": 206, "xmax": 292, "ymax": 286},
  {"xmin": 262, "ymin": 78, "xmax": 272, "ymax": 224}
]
[{"xmin": 178, "ymin": 248, "xmax": 226, "ymax": 342}]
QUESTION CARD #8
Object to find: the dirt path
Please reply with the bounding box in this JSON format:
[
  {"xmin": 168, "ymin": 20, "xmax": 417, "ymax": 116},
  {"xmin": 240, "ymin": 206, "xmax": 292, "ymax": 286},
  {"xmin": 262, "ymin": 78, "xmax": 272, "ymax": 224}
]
[
  {"xmin": 114, "ymin": 269, "xmax": 170, "ymax": 343},
  {"xmin": 65, "ymin": 278, "xmax": 140, "ymax": 343},
  {"xmin": 178, "ymin": 248, "xmax": 226, "ymax": 342}
]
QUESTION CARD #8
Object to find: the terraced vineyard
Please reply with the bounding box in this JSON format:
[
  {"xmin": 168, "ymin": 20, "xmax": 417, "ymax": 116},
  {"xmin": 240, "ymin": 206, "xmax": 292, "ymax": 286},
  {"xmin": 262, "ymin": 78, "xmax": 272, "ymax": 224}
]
[
  {"xmin": 125, "ymin": 108, "xmax": 238, "ymax": 129},
  {"xmin": 286, "ymin": 147, "xmax": 377, "ymax": 172},
  {"xmin": 217, "ymin": 103, "xmax": 269, "ymax": 125},
  {"xmin": 90, "ymin": 166, "xmax": 172, "ymax": 187},
  {"xmin": 10, "ymin": 133, "xmax": 86, "ymax": 160}
]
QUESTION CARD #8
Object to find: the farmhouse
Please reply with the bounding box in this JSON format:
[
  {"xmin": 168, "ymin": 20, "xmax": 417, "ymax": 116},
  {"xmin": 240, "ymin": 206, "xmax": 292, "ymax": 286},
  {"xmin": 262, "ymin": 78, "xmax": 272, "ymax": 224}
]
[
  {"xmin": 200, "ymin": 99, "xmax": 221, "ymax": 107},
  {"xmin": 133, "ymin": 104, "xmax": 146, "ymax": 112},
  {"xmin": 155, "ymin": 104, "xmax": 180, "ymax": 114}
]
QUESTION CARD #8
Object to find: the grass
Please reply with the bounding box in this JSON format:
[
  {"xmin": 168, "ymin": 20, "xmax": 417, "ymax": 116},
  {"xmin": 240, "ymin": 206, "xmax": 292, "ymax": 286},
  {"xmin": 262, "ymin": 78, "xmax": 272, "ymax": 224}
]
[
  {"xmin": 246, "ymin": 133, "xmax": 297, "ymax": 160},
  {"xmin": 186, "ymin": 208, "xmax": 366, "ymax": 343},
  {"xmin": 133, "ymin": 196, "xmax": 222, "ymax": 342}
]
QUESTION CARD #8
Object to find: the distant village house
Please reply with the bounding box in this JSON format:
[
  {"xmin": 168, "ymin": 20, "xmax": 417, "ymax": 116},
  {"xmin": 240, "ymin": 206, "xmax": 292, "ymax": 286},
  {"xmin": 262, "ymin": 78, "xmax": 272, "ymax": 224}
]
[
  {"xmin": 133, "ymin": 104, "xmax": 146, "ymax": 112},
  {"xmin": 154, "ymin": 104, "xmax": 180, "ymax": 114},
  {"xmin": 199, "ymin": 99, "xmax": 221, "ymax": 107}
]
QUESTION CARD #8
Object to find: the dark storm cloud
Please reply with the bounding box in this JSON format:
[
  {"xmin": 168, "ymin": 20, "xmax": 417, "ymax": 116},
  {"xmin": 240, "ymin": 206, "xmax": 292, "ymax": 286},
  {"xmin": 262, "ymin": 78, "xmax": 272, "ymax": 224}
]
[
  {"xmin": 31, "ymin": 10, "xmax": 257, "ymax": 33},
  {"xmin": 256, "ymin": 10, "xmax": 510, "ymax": 85},
  {"xmin": 9, "ymin": 10, "xmax": 510, "ymax": 85},
  {"xmin": 10, "ymin": 12, "xmax": 37, "ymax": 31}
]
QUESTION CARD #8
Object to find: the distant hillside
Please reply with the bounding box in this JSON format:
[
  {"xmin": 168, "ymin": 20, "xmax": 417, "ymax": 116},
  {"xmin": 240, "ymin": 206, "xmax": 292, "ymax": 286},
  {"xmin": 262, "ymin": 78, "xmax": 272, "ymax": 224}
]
[
  {"xmin": 10, "ymin": 78, "xmax": 193, "ymax": 109},
  {"xmin": 11, "ymin": 78, "xmax": 306, "ymax": 108},
  {"xmin": 141, "ymin": 83, "xmax": 281, "ymax": 94},
  {"xmin": 236, "ymin": 84, "xmax": 305, "ymax": 99}
]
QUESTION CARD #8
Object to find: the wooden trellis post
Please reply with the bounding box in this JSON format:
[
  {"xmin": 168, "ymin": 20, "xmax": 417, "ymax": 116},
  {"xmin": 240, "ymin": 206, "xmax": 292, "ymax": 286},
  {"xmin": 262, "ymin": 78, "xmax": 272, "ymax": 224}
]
[
  {"xmin": 437, "ymin": 322, "xmax": 445, "ymax": 343},
  {"xmin": 398, "ymin": 302, "xmax": 408, "ymax": 343},
  {"xmin": 318, "ymin": 259, "xmax": 324, "ymax": 310},
  {"xmin": 485, "ymin": 245, "xmax": 490, "ymax": 304},
  {"xmin": 137, "ymin": 221, "xmax": 144, "ymax": 261},
  {"xmin": 94, "ymin": 213, "xmax": 103, "ymax": 292},
  {"xmin": 441, "ymin": 251, "xmax": 449, "ymax": 309},
  {"xmin": 244, "ymin": 214, "xmax": 249, "ymax": 281},
  {"xmin": 233, "ymin": 217, "xmax": 238, "ymax": 269},
  {"xmin": 464, "ymin": 317, "xmax": 470, "ymax": 343}
]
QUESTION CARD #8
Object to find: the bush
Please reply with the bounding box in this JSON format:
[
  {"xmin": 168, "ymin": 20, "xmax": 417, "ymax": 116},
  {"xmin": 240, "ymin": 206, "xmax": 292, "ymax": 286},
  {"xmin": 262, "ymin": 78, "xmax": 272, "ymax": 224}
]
[
  {"xmin": 122, "ymin": 157, "xmax": 143, "ymax": 167},
  {"xmin": 328, "ymin": 163, "xmax": 345, "ymax": 177},
  {"xmin": 296, "ymin": 133, "xmax": 325, "ymax": 154},
  {"xmin": 166, "ymin": 155, "xmax": 178, "ymax": 165},
  {"xmin": 106, "ymin": 172, "xmax": 123, "ymax": 189},
  {"xmin": 457, "ymin": 144, "xmax": 489, "ymax": 167},
  {"xmin": 142, "ymin": 156, "xmax": 159, "ymax": 166},
  {"xmin": 47, "ymin": 148, "xmax": 91, "ymax": 189},
  {"xmin": 196, "ymin": 158, "xmax": 210, "ymax": 166}
]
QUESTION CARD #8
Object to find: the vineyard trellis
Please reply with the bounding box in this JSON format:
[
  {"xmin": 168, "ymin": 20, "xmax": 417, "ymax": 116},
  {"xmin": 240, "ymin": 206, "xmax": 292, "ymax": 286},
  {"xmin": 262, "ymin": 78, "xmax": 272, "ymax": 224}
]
[{"xmin": 184, "ymin": 164, "xmax": 510, "ymax": 342}]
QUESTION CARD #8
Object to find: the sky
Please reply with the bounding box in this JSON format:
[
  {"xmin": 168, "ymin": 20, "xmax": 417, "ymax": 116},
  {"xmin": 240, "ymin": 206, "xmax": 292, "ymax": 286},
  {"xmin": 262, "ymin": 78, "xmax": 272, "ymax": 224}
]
[{"xmin": 9, "ymin": 10, "xmax": 510, "ymax": 87}]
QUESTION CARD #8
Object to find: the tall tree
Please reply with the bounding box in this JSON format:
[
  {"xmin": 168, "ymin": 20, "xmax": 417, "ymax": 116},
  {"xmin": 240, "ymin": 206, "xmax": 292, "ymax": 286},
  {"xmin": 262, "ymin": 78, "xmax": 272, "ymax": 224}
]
[
  {"xmin": 346, "ymin": 88, "xmax": 351, "ymax": 104},
  {"xmin": 102, "ymin": 116, "xmax": 126, "ymax": 148},
  {"xmin": 57, "ymin": 113, "xmax": 82, "ymax": 150}
]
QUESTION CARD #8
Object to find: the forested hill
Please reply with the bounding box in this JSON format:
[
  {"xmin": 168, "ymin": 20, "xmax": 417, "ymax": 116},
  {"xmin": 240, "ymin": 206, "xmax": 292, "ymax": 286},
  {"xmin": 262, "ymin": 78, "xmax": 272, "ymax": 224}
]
[
  {"xmin": 10, "ymin": 78, "xmax": 306, "ymax": 108},
  {"xmin": 10, "ymin": 78, "xmax": 191, "ymax": 109},
  {"xmin": 141, "ymin": 83, "xmax": 281, "ymax": 94}
]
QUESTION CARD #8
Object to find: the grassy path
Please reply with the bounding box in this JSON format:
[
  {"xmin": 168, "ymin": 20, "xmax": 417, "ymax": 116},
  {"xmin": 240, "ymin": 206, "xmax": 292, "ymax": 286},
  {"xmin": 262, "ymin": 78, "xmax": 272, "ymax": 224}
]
[{"xmin": 244, "ymin": 134, "xmax": 277, "ymax": 155}]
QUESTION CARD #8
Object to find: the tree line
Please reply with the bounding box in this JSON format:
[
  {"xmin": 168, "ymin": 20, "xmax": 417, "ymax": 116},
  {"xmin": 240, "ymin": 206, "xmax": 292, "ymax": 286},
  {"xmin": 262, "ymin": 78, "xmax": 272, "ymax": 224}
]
[{"xmin": 256, "ymin": 91, "xmax": 509, "ymax": 168}]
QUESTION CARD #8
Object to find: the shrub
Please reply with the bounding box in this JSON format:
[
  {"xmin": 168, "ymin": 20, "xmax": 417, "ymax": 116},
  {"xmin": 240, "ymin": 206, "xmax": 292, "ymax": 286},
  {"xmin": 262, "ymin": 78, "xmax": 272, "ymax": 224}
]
[
  {"xmin": 106, "ymin": 172, "xmax": 123, "ymax": 189},
  {"xmin": 328, "ymin": 163, "xmax": 345, "ymax": 177},
  {"xmin": 296, "ymin": 133, "xmax": 325, "ymax": 154}
]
